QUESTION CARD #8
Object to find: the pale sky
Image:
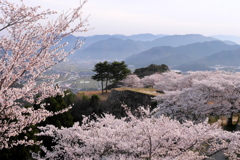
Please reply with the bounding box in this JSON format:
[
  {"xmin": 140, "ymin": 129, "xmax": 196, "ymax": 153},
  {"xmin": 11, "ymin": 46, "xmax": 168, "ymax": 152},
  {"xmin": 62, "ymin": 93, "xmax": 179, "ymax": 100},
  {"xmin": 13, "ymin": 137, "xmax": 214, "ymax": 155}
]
[{"xmin": 13, "ymin": 0, "xmax": 240, "ymax": 36}]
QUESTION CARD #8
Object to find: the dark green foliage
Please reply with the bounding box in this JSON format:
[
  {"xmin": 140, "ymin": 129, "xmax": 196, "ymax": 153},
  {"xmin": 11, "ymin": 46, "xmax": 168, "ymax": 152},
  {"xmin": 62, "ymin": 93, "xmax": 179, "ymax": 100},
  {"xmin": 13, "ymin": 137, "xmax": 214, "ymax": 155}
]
[
  {"xmin": 0, "ymin": 145, "xmax": 39, "ymax": 160},
  {"xmin": 110, "ymin": 61, "xmax": 131, "ymax": 83},
  {"xmin": 39, "ymin": 90, "xmax": 74, "ymax": 128},
  {"xmin": 0, "ymin": 125, "xmax": 40, "ymax": 160},
  {"xmin": 92, "ymin": 61, "xmax": 110, "ymax": 94},
  {"xmin": 72, "ymin": 94, "xmax": 102, "ymax": 124},
  {"xmin": 134, "ymin": 64, "xmax": 169, "ymax": 78},
  {"xmin": 90, "ymin": 94, "xmax": 100, "ymax": 106},
  {"xmin": 37, "ymin": 90, "xmax": 75, "ymax": 154},
  {"xmin": 92, "ymin": 61, "xmax": 131, "ymax": 94},
  {"xmin": 0, "ymin": 90, "xmax": 76, "ymax": 160}
]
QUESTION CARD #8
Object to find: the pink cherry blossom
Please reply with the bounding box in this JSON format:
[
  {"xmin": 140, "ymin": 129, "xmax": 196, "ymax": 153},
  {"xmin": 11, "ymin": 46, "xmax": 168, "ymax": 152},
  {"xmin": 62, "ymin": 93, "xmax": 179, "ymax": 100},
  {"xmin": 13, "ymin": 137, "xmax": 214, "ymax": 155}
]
[
  {"xmin": 0, "ymin": 0, "xmax": 88, "ymax": 149},
  {"xmin": 35, "ymin": 107, "xmax": 240, "ymax": 160}
]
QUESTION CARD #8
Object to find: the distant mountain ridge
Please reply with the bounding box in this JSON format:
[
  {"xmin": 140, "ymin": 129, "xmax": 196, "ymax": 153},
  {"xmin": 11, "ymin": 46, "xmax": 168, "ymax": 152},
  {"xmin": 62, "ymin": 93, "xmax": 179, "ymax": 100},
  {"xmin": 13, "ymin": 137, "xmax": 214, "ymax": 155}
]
[
  {"xmin": 150, "ymin": 34, "xmax": 216, "ymax": 47},
  {"xmin": 65, "ymin": 33, "xmax": 166, "ymax": 50},
  {"xmin": 192, "ymin": 48, "xmax": 240, "ymax": 66},
  {"xmin": 60, "ymin": 33, "xmax": 240, "ymax": 72},
  {"xmin": 70, "ymin": 38, "xmax": 149, "ymax": 60},
  {"xmin": 125, "ymin": 40, "xmax": 240, "ymax": 68},
  {"xmin": 69, "ymin": 34, "xmax": 219, "ymax": 61},
  {"xmin": 212, "ymin": 35, "xmax": 240, "ymax": 45}
]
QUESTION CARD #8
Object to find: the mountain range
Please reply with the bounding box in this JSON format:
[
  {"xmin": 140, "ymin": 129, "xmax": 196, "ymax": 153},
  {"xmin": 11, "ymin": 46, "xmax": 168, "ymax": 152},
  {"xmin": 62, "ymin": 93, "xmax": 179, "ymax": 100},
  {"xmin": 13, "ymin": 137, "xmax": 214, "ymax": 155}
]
[
  {"xmin": 70, "ymin": 38, "xmax": 148, "ymax": 60},
  {"xmin": 211, "ymin": 35, "xmax": 240, "ymax": 45},
  {"xmin": 63, "ymin": 33, "xmax": 166, "ymax": 50},
  {"xmin": 125, "ymin": 41, "xmax": 240, "ymax": 68},
  {"xmin": 69, "ymin": 34, "xmax": 217, "ymax": 61},
  {"xmin": 61, "ymin": 33, "xmax": 240, "ymax": 72},
  {"xmin": 175, "ymin": 48, "xmax": 240, "ymax": 72}
]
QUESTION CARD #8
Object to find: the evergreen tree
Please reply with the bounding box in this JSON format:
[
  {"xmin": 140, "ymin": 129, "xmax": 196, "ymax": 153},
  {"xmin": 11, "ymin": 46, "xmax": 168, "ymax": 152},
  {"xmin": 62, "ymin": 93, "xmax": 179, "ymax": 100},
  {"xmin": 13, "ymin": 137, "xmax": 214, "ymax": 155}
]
[
  {"xmin": 109, "ymin": 61, "xmax": 131, "ymax": 88},
  {"xmin": 39, "ymin": 89, "xmax": 74, "ymax": 128},
  {"xmin": 92, "ymin": 61, "xmax": 111, "ymax": 94},
  {"xmin": 92, "ymin": 61, "xmax": 131, "ymax": 94},
  {"xmin": 134, "ymin": 64, "xmax": 169, "ymax": 78}
]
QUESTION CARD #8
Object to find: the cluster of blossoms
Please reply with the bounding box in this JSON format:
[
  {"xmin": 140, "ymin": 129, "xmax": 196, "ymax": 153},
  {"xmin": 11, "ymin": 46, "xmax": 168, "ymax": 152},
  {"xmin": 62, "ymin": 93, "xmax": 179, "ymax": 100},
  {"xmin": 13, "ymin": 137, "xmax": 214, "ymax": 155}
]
[
  {"xmin": 121, "ymin": 72, "xmax": 183, "ymax": 89},
  {"xmin": 0, "ymin": 0, "xmax": 88, "ymax": 149},
  {"xmin": 35, "ymin": 107, "xmax": 240, "ymax": 160},
  {"xmin": 153, "ymin": 71, "xmax": 240, "ymax": 122},
  {"xmin": 122, "ymin": 71, "xmax": 240, "ymax": 122}
]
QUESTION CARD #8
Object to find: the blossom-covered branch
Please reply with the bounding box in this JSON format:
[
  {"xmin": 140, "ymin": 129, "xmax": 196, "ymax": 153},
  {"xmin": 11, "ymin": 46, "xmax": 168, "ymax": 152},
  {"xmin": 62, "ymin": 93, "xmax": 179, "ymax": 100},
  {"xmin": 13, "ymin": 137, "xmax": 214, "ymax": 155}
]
[{"xmin": 0, "ymin": 0, "xmax": 88, "ymax": 149}]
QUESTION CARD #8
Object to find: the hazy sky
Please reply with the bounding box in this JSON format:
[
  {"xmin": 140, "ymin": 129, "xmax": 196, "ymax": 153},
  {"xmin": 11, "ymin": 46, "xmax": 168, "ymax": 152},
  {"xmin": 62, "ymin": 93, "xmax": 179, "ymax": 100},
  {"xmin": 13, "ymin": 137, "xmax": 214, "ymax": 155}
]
[{"xmin": 17, "ymin": 0, "xmax": 240, "ymax": 36}]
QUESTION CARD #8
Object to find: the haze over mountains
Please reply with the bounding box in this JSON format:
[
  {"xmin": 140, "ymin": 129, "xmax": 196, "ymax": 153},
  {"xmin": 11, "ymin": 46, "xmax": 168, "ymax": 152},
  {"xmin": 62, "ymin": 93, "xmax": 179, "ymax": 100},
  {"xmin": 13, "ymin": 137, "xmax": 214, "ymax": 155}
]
[
  {"xmin": 63, "ymin": 33, "xmax": 166, "ymax": 50},
  {"xmin": 69, "ymin": 34, "xmax": 217, "ymax": 60},
  {"xmin": 125, "ymin": 41, "xmax": 240, "ymax": 68},
  {"xmin": 63, "ymin": 33, "xmax": 240, "ymax": 72}
]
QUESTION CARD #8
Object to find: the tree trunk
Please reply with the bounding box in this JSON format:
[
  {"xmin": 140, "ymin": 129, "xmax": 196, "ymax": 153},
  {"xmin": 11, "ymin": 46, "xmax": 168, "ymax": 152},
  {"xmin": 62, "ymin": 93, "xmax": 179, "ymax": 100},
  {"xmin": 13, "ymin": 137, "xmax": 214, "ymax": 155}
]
[
  {"xmin": 105, "ymin": 79, "xmax": 108, "ymax": 93},
  {"xmin": 101, "ymin": 80, "xmax": 104, "ymax": 94}
]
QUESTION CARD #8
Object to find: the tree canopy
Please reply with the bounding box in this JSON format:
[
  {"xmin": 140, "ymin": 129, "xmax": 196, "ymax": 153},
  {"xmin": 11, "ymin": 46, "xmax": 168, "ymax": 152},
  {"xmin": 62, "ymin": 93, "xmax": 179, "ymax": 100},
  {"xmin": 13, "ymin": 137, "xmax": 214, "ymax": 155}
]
[
  {"xmin": 92, "ymin": 61, "xmax": 111, "ymax": 94},
  {"xmin": 134, "ymin": 64, "xmax": 169, "ymax": 78},
  {"xmin": 0, "ymin": 0, "xmax": 88, "ymax": 149},
  {"xmin": 92, "ymin": 61, "xmax": 131, "ymax": 94},
  {"xmin": 35, "ymin": 107, "xmax": 240, "ymax": 160}
]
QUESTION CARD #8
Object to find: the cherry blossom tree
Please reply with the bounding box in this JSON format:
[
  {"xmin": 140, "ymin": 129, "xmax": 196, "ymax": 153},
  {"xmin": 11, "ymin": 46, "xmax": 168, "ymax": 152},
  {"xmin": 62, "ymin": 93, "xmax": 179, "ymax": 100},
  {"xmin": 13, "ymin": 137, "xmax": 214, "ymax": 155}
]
[
  {"xmin": 34, "ymin": 107, "xmax": 240, "ymax": 160},
  {"xmin": 120, "ymin": 74, "xmax": 143, "ymax": 88},
  {"xmin": 121, "ymin": 71, "xmax": 183, "ymax": 90},
  {"xmin": 153, "ymin": 71, "xmax": 240, "ymax": 122},
  {"xmin": 154, "ymin": 71, "xmax": 184, "ymax": 91},
  {"xmin": 0, "ymin": 0, "xmax": 88, "ymax": 149},
  {"xmin": 120, "ymin": 71, "xmax": 240, "ymax": 123},
  {"xmin": 140, "ymin": 73, "xmax": 163, "ymax": 88}
]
